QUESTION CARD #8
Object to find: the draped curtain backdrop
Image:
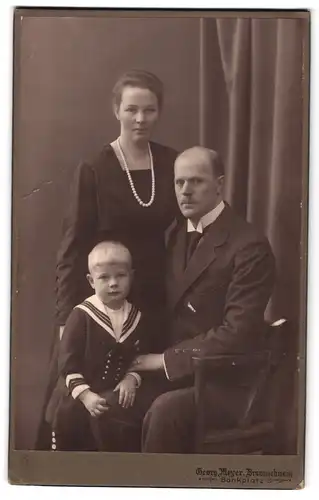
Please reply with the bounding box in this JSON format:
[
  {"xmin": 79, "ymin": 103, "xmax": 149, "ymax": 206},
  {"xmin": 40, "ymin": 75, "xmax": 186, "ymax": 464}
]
[{"xmin": 200, "ymin": 18, "xmax": 307, "ymax": 453}]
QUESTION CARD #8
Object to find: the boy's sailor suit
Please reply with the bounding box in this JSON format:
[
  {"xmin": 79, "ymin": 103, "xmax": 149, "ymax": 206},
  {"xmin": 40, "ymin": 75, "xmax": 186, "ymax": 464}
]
[{"xmin": 45, "ymin": 295, "xmax": 155, "ymax": 451}]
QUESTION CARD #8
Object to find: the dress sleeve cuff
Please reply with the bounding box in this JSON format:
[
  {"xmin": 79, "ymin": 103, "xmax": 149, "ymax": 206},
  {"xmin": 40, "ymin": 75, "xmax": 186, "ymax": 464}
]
[{"xmin": 126, "ymin": 372, "xmax": 142, "ymax": 388}]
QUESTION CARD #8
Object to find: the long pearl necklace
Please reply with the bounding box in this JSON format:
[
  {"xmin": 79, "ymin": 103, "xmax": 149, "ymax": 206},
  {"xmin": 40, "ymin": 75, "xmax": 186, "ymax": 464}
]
[{"xmin": 116, "ymin": 138, "xmax": 155, "ymax": 208}]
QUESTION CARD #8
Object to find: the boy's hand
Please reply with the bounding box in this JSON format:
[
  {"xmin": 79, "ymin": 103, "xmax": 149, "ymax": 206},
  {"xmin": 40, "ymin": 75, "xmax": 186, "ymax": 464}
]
[
  {"xmin": 113, "ymin": 374, "xmax": 138, "ymax": 408},
  {"xmin": 78, "ymin": 389, "xmax": 109, "ymax": 417}
]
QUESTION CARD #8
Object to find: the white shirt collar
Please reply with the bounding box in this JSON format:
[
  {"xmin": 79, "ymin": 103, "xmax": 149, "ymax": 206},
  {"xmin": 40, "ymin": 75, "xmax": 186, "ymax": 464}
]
[
  {"xmin": 187, "ymin": 200, "xmax": 225, "ymax": 233},
  {"xmin": 104, "ymin": 300, "xmax": 130, "ymax": 340},
  {"xmin": 104, "ymin": 300, "xmax": 130, "ymax": 324}
]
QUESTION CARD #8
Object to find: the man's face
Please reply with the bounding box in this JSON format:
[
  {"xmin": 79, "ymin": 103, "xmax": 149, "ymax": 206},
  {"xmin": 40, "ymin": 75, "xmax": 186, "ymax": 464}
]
[{"xmin": 174, "ymin": 154, "xmax": 223, "ymax": 223}]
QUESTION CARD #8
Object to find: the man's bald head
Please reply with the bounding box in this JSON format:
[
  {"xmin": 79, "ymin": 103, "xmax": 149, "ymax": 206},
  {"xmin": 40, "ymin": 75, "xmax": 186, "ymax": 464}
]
[{"xmin": 175, "ymin": 147, "xmax": 224, "ymax": 179}]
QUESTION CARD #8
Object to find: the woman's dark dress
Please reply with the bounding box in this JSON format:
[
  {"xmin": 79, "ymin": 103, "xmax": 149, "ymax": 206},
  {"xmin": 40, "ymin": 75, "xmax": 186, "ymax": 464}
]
[
  {"xmin": 36, "ymin": 141, "xmax": 178, "ymax": 449},
  {"xmin": 56, "ymin": 141, "xmax": 178, "ymax": 327}
]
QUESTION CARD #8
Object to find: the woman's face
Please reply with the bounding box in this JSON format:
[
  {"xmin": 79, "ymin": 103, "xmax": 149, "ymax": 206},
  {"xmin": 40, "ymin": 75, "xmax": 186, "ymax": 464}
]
[{"xmin": 115, "ymin": 86, "xmax": 160, "ymax": 143}]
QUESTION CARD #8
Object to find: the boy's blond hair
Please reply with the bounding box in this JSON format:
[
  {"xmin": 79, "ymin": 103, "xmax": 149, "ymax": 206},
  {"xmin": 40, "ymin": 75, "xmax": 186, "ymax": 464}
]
[{"xmin": 88, "ymin": 241, "xmax": 132, "ymax": 274}]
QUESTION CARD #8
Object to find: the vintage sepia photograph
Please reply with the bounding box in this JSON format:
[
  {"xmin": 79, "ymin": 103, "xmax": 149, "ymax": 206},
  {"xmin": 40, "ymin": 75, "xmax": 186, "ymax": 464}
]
[{"xmin": 9, "ymin": 8, "xmax": 309, "ymax": 488}]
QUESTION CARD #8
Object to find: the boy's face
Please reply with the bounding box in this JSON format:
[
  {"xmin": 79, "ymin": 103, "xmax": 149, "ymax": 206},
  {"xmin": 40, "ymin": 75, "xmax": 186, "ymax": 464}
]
[{"xmin": 88, "ymin": 261, "xmax": 132, "ymax": 309}]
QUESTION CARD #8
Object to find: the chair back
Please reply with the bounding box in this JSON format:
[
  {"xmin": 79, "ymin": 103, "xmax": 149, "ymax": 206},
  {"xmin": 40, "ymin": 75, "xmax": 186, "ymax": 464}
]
[
  {"xmin": 193, "ymin": 319, "xmax": 290, "ymax": 442},
  {"xmin": 193, "ymin": 351, "xmax": 270, "ymax": 433},
  {"xmin": 251, "ymin": 319, "xmax": 297, "ymax": 453}
]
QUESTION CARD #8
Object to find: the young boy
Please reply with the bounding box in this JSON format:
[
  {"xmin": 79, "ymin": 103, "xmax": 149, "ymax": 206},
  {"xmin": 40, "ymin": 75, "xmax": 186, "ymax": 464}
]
[{"xmin": 46, "ymin": 241, "xmax": 155, "ymax": 451}]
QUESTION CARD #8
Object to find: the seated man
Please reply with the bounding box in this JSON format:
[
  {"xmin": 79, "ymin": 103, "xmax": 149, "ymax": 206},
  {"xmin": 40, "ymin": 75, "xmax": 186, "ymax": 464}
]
[{"xmin": 131, "ymin": 146, "xmax": 276, "ymax": 453}]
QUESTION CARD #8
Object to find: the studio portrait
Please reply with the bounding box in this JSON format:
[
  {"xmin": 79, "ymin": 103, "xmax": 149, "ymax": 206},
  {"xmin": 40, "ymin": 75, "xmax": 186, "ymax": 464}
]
[{"xmin": 10, "ymin": 9, "xmax": 308, "ymax": 470}]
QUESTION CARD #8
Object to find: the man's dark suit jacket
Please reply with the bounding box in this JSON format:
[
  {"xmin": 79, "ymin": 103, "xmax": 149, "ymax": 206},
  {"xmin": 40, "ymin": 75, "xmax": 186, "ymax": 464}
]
[{"xmin": 163, "ymin": 203, "xmax": 276, "ymax": 381}]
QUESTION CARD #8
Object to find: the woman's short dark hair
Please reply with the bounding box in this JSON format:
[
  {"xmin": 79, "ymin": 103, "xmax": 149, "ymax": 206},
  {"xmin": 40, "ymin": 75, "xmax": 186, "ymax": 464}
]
[{"xmin": 112, "ymin": 70, "xmax": 164, "ymax": 110}]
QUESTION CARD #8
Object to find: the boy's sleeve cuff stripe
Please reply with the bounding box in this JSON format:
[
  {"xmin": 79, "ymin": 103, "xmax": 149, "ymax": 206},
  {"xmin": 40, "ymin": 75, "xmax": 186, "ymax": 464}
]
[{"xmin": 66, "ymin": 373, "xmax": 85, "ymax": 387}]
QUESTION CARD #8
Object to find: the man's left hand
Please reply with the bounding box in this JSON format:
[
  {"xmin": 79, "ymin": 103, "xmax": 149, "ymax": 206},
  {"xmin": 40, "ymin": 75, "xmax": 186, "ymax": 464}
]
[{"xmin": 130, "ymin": 354, "xmax": 164, "ymax": 371}]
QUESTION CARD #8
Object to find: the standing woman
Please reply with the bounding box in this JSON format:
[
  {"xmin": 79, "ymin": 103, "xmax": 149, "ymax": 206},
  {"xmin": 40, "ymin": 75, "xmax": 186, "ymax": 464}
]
[
  {"xmin": 37, "ymin": 70, "xmax": 178, "ymax": 449},
  {"xmin": 57, "ymin": 69, "xmax": 178, "ymax": 338}
]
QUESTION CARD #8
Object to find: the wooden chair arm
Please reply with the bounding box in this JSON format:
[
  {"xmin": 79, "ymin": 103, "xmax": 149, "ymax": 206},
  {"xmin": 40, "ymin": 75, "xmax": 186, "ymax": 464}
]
[
  {"xmin": 191, "ymin": 320, "xmax": 291, "ymax": 454},
  {"xmin": 192, "ymin": 352, "xmax": 271, "ymax": 440}
]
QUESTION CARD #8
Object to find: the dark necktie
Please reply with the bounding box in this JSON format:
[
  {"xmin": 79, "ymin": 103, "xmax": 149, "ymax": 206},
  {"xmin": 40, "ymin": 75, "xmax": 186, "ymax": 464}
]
[{"xmin": 185, "ymin": 230, "xmax": 202, "ymax": 266}]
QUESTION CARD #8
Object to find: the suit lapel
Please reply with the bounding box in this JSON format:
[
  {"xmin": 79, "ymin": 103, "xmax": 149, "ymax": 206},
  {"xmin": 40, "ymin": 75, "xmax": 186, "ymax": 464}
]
[{"xmin": 169, "ymin": 205, "xmax": 231, "ymax": 309}]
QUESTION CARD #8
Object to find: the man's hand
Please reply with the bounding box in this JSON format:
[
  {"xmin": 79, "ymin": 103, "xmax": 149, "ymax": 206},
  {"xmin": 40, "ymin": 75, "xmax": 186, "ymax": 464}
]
[
  {"xmin": 113, "ymin": 373, "xmax": 138, "ymax": 408},
  {"xmin": 130, "ymin": 354, "xmax": 164, "ymax": 372},
  {"xmin": 78, "ymin": 389, "xmax": 109, "ymax": 417}
]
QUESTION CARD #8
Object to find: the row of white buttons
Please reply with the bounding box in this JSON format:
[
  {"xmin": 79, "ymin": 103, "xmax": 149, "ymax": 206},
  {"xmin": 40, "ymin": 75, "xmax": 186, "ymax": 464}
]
[{"xmin": 51, "ymin": 431, "xmax": 57, "ymax": 451}]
